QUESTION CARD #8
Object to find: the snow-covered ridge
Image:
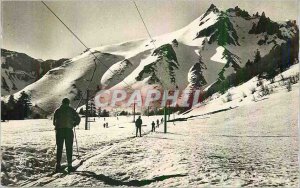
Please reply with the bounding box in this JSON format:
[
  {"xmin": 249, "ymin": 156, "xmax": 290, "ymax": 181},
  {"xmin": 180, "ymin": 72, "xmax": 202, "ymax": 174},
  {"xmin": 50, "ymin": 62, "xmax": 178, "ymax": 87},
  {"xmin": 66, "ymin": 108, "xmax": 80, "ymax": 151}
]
[{"xmin": 3, "ymin": 4, "xmax": 298, "ymax": 114}]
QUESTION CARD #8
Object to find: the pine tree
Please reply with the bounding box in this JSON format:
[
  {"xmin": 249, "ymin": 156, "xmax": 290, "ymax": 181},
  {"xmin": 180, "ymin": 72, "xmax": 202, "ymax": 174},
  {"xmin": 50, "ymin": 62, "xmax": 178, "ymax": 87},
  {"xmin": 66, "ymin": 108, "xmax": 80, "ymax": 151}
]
[
  {"xmin": 246, "ymin": 59, "xmax": 252, "ymax": 67},
  {"xmin": 17, "ymin": 91, "xmax": 32, "ymax": 119},
  {"xmin": 187, "ymin": 57, "xmax": 207, "ymax": 107},
  {"xmin": 97, "ymin": 108, "xmax": 101, "ymax": 117},
  {"xmin": 254, "ymin": 49, "xmax": 261, "ymax": 63},
  {"xmin": 172, "ymin": 39, "xmax": 178, "ymax": 47},
  {"xmin": 89, "ymin": 100, "xmax": 96, "ymax": 117},
  {"xmin": 189, "ymin": 58, "xmax": 207, "ymax": 89},
  {"xmin": 7, "ymin": 95, "xmax": 16, "ymax": 120},
  {"xmin": 101, "ymin": 109, "xmax": 109, "ymax": 117},
  {"xmin": 1, "ymin": 101, "xmax": 7, "ymax": 122},
  {"xmin": 79, "ymin": 107, "xmax": 84, "ymax": 115}
]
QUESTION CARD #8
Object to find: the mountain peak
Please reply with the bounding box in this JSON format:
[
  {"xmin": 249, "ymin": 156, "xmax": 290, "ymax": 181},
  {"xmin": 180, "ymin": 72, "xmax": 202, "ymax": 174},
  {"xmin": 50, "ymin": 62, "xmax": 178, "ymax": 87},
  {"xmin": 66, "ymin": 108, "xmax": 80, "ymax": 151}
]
[
  {"xmin": 207, "ymin": 4, "xmax": 219, "ymax": 13},
  {"xmin": 225, "ymin": 6, "xmax": 251, "ymax": 19},
  {"xmin": 200, "ymin": 4, "xmax": 219, "ymax": 21}
]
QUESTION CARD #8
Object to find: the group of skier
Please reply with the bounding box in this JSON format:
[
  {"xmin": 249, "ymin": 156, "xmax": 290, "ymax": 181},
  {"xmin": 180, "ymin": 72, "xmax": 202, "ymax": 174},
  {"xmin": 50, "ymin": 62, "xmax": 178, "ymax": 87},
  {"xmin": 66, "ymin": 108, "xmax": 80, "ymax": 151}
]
[
  {"xmin": 103, "ymin": 122, "xmax": 108, "ymax": 128},
  {"xmin": 136, "ymin": 116, "xmax": 163, "ymax": 136},
  {"xmin": 52, "ymin": 98, "xmax": 164, "ymax": 173}
]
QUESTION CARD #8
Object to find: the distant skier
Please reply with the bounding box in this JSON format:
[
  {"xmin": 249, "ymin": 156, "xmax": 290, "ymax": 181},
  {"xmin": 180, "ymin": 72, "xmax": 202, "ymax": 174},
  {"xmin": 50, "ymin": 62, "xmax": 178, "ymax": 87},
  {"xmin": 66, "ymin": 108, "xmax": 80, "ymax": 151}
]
[
  {"xmin": 135, "ymin": 116, "xmax": 142, "ymax": 137},
  {"xmin": 53, "ymin": 98, "xmax": 80, "ymax": 173},
  {"xmin": 151, "ymin": 121, "xmax": 155, "ymax": 132},
  {"xmin": 156, "ymin": 119, "xmax": 159, "ymax": 128},
  {"xmin": 161, "ymin": 118, "xmax": 163, "ymax": 124},
  {"xmin": 103, "ymin": 123, "xmax": 106, "ymax": 128},
  {"xmin": 106, "ymin": 122, "xmax": 108, "ymax": 128}
]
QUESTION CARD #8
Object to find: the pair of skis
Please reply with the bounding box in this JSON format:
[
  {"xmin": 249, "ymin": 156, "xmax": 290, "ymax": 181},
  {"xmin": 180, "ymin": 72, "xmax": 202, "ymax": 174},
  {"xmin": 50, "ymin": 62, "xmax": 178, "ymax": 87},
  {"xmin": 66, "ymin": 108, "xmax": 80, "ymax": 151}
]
[{"xmin": 49, "ymin": 158, "xmax": 83, "ymax": 176}]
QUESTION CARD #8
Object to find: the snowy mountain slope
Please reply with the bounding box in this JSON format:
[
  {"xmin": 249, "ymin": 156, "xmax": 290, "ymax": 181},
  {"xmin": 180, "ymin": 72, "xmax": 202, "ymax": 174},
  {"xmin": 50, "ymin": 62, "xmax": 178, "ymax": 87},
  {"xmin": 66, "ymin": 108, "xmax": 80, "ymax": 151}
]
[
  {"xmin": 4, "ymin": 4, "xmax": 298, "ymax": 114},
  {"xmin": 183, "ymin": 63, "xmax": 299, "ymax": 117},
  {"xmin": 11, "ymin": 51, "xmax": 126, "ymax": 113},
  {"xmin": 2, "ymin": 69, "xmax": 299, "ymax": 186},
  {"xmin": 101, "ymin": 59, "xmax": 134, "ymax": 89},
  {"xmin": 1, "ymin": 49, "xmax": 68, "ymax": 96}
]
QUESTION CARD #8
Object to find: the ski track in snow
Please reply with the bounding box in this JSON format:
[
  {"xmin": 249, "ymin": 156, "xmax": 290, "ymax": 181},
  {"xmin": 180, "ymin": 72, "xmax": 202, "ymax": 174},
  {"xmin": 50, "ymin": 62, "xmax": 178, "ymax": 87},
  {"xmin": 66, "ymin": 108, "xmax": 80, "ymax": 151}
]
[{"xmin": 2, "ymin": 80, "xmax": 299, "ymax": 187}]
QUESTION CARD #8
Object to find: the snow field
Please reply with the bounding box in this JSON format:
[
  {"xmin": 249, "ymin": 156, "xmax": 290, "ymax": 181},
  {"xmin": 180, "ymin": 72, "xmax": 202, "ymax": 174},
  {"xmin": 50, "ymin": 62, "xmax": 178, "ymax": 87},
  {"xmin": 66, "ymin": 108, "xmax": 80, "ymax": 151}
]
[{"xmin": 1, "ymin": 78, "xmax": 299, "ymax": 186}]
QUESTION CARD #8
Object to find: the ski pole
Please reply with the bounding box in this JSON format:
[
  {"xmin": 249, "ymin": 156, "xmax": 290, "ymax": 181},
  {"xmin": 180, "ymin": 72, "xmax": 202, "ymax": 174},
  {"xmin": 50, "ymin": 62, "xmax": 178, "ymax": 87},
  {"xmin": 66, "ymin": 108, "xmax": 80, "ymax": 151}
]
[{"xmin": 73, "ymin": 127, "xmax": 80, "ymax": 158}]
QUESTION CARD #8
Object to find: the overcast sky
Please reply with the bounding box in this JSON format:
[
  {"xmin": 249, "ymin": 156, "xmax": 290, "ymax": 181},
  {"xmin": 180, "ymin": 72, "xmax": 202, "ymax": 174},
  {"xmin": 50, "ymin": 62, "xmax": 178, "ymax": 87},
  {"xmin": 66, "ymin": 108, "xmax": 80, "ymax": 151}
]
[{"xmin": 1, "ymin": 0, "xmax": 298, "ymax": 60}]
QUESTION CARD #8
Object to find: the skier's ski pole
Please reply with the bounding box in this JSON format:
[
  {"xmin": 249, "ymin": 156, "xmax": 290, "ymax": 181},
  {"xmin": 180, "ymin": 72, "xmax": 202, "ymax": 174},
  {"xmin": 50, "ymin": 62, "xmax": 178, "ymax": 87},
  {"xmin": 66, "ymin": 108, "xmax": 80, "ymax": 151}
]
[{"xmin": 73, "ymin": 127, "xmax": 80, "ymax": 158}]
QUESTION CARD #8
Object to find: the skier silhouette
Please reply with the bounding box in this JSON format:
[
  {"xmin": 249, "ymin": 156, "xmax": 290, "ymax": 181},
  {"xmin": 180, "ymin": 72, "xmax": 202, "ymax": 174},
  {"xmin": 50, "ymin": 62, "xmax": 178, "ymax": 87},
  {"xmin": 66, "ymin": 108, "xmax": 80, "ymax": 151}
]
[
  {"xmin": 156, "ymin": 119, "xmax": 159, "ymax": 128},
  {"xmin": 151, "ymin": 121, "xmax": 155, "ymax": 132},
  {"xmin": 135, "ymin": 116, "xmax": 142, "ymax": 137},
  {"xmin": 53, "ymin": 98, "xmax": 80, "ymax": 173}
]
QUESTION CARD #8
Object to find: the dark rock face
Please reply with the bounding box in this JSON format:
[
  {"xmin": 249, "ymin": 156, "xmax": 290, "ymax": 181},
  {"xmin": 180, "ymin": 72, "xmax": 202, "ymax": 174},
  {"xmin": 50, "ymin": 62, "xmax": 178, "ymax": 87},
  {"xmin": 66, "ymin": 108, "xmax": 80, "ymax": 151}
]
[
  {"xmin": 248, "ymin": 12, "xmax": 280, "ymax": 36},
  {"xmin": 137, "ymin": 44, "xmax": 179, "ymax": 85},
  {"xmin": 1, "ymin": 48, "xmax": 68, "ymax": 95},
  {"xmin": 196, "ymin": 12, "xmax": 240, "ymax": 46}
]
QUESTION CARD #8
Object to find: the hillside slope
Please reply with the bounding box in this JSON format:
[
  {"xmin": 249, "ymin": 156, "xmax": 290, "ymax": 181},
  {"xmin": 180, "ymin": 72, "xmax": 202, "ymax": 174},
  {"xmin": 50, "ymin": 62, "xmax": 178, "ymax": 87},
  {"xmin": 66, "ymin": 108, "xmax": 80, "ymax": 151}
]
[
  {"xmin": 5, "ymin": 4, "xmax": 298, "ymax": 114},
  {"xmin": 1, "ymin": 49, "xmax": 68, "ymax": 96}
]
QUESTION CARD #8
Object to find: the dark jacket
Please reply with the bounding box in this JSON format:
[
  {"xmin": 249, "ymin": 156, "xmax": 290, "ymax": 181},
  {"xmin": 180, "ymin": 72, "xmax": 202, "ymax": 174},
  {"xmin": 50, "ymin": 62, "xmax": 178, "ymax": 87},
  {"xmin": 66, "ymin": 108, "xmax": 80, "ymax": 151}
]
[
  {"xmin": 53, "ymin": 105, "xmax": 80, "ymax": 129},
  {"xmin": 135, "ymin": 118, "xmax": 142, "ymax": 127}
]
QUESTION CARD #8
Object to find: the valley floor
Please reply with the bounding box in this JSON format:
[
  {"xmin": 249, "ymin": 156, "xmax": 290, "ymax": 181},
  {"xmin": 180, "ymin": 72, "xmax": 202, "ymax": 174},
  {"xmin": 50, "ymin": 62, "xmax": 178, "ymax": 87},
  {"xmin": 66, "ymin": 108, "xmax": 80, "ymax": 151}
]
[{"xmin": 1, "ymin": 82, "xmax": 299, "ymax": 187}]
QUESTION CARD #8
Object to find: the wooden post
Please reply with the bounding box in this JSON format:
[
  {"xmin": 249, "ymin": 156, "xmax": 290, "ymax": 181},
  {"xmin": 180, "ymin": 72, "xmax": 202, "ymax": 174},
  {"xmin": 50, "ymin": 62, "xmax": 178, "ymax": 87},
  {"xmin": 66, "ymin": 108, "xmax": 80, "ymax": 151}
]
[
  {"xmin": 164, "ymin": 92, "xmax": 167, "ymax": 133},
  {"xmin": 85, "ymin": 90, "xmax": 89, "ymax": 130},
  {"xmin": 133, "ymin": 102, "xmax": 136, "ymax": 123},
  {"xmin": 164, "ymin": 105, "xmax": 167, "ymax": 133},
  {"xmin": 168, "ymin": 101, "xmax": 171, "ymax": 121}
]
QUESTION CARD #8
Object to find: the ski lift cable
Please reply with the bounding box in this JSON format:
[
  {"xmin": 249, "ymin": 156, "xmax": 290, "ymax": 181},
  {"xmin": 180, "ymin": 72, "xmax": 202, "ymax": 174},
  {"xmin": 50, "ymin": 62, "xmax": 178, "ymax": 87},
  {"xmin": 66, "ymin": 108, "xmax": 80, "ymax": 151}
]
[
  {"xmin": 132, "ymin": 0, "xmax": 177, "ymax": 123},
  {"xmin": 41, "ymin": 1, "xmax": 170, "ymax": 121},
  {"xmin": 41, "ymin": 1, "xmax": 134, "ymax": 159},
  {"xmin": 132, "ymin": 0, "xmax": 156, "ymax": 48},
  {"xmin": 41, "ymin": 1, "xmax": 89, "ymax": 50},
  {"xmin": 41, "ymin": 1, "xmax": 135, "ymax": 110},
  {"xmin": 132, "ymin": 0, "xmax": 171, "ymax": 89}
]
